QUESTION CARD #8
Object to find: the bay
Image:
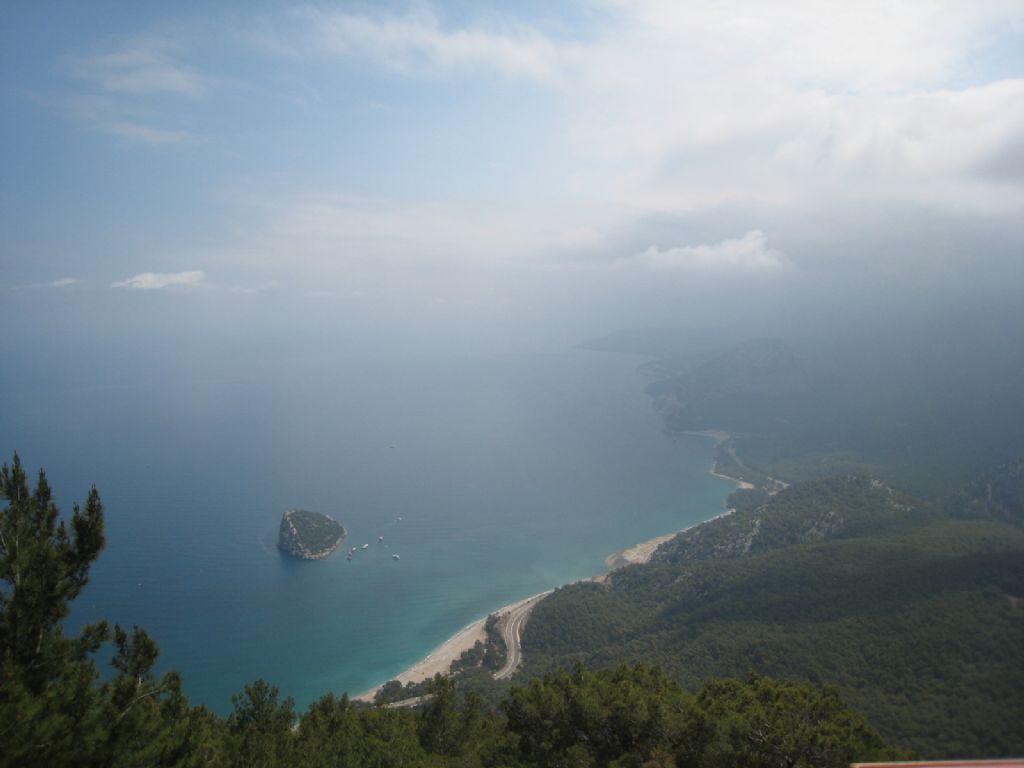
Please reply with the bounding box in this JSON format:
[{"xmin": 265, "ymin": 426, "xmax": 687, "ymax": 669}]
[{"xmin": 1, "ymin": 342, "xmax": 732, "ymax": 713}]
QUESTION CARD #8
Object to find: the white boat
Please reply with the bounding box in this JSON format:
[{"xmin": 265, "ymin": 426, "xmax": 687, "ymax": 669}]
[
  {"xmin": 361, "ymin": 544, "xmax": 369, "ymax": 549},
  {"xmin": 378, "ymin": 536, "xmax": 384, "ymax": 542},
  {"xmin": 392, "ymin": 554, "xmax": 400, "ymax": 560}
]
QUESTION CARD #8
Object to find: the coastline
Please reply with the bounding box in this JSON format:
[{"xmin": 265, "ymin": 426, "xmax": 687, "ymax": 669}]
[
  {"xmin": 682, "ymin": 430, "xmax": 756, "ymax": 490},
  {"xmin": 710, "ymin": 468, "xmax": 754, "ymax": 490},
  {"xmin": 355, "ymin": 436, "xmax": 751, "ymax": 703},
  {"xmin": 353, "ymin": 592, "xmax": 549, "ymax": 703}
]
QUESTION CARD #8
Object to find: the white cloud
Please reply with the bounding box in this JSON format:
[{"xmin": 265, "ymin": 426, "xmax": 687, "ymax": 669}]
[
  {"xmin": 64, "ymin": 48, "xmax": 204, "ymax": 96},
  {"xmin": 214, "ymin": 190, "xmax": 608, "ymax": 271},
  {"xmin": 622, "ymin": 231, "xmax": 787, "ymax": 272},
  {"xmin": 56, "ymin": 41, "xmax": 202, "ymax": 145},
  {"xmin": 545, "ymin": 2, "xmax": 1024, "ymax": 220},
  {"xmin": 304, "ymin": 7, "xmax": 564, "ymax": 81},
  {"xmin": 111, "ymin": 271, "xmax": 206, "ymax": 290},
  {"xmin": 48, "ymin": 277, "xmax": 80, "ymax": 288},
  {"xmin": 54, "ymin": 93, "xmax": 194, "ymax": 146},
  {"xmin": 105, "ymin": 120, "xmax": 191, "ymax": 145},
  {"xmin": 57, "ymin": 2, "xmax": 1019, "ymax": 294},
  {"xmin": 284, "ymin": 2, "xmax": 1024, "ymax": 219},
  {"xmin": 228, "ymin": 281, "xmax": 279, "ymax": 295}
]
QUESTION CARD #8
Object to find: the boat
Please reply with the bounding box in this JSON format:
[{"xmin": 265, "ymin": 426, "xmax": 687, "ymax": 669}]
[
  {"xmin": 392, "ymin": 554, "xmax": 400, "ymax": 560},
  {"xmin": 378, "ymin": 536, "xmax": 384, "ymax": 542},
  {"xmin": 361, "ymin": 544, "xmax": 369, "ymax": 550}
]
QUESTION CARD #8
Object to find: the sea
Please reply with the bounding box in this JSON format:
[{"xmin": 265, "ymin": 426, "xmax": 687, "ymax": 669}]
[{"xmin": 1, "ymin": 337, "xmax": 733, "ymax": 713}]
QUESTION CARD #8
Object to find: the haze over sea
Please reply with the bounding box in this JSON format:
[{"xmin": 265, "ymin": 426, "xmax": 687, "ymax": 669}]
[{"xmin": 1, "ymin": 334, "xmax": 731, "ymax": 713}]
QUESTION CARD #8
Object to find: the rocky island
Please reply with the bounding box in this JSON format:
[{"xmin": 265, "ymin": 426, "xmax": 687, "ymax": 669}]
[{"xmin": 278, "ymin": 509, "xmax": 346, "ymax": 560}]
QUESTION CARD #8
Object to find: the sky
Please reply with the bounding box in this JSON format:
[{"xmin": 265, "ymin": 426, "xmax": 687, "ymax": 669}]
[{"xmin": 2, "ymin": 1, "xmax": 1024, "ymax": 350}]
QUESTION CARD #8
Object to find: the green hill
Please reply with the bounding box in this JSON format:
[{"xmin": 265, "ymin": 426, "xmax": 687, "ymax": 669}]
[
  {"xmin": 521, "ymin": 476, "xmax": 1024, "ymax": 757},
  {"xmin": 655, "ymin": 475, "xmax": 930, "ymax": 564}
]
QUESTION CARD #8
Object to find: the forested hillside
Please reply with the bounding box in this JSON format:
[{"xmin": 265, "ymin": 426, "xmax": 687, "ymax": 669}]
[
  {"xmin": 653, "ymin": 475, "xmax": 930, "ymax": 564},
  {"xmin": 950, "ymin": 457, "xmax": 1024, "ymax": 527},
  {"xmin": 638, "ymin": 327, "xmax": 1024, "ymax": 499},
  {"xmin": 521, "ymin": 476, "xmax": 1024, "ymax": 757}
]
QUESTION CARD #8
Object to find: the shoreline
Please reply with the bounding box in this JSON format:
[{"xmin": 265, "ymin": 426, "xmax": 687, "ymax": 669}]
[
  {"xmin": 354, "ymin": 440, "xmax": 751, "ymax": 703},
  {"xmin": 710, "ymin": 467, "xmax": 754, "ymax": 490},
  {"xmin": 353, "ymin": 592, "xmax": 549, "ymax": 703},
  {"xmin": 682, "ymin": 430, "xmax": 756, "ymax": 490}
]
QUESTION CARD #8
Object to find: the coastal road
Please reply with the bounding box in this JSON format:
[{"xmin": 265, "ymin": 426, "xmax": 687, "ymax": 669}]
[
  {"xmin": 385, "ymin": 695, "xmax": 432, "ymax": 709},
  {"xmin": 494, "ymin": 591, "xmax": 552, "ymax": 680}
]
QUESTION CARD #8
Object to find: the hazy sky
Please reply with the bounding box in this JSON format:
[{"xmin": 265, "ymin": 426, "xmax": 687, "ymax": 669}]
[{"xmin": 3, "ymin": 1, "xmax": 1023, "ymax": 347}]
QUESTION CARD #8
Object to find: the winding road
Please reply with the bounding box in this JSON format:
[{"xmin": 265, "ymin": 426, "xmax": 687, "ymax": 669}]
[{"xmin": 494, "ymin": 591, "xmax": 552, "ymax": 680}]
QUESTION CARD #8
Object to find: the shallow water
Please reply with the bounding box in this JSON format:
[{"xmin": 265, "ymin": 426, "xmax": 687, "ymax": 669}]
[{"xmin": 2, "ymin": 343, "xmax": 732, "ymax": 713}]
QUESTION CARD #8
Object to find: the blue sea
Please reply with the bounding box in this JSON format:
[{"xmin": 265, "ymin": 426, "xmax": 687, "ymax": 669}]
[{"xmin": 1, "ymin": 338, "xmax": 732, "ymax": 713}]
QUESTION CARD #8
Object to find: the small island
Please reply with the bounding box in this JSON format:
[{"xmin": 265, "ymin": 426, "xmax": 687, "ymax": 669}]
[{"xmin": 278, "ymin": 509, "xmax": 346, "ymax": 560}]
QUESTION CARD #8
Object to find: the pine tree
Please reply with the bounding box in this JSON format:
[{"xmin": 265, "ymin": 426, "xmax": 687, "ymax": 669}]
[
  {"xmin": 0, "ymin": 454, "xmax": 109, "ymax": 766},
  {"xmin": 0, "ymin": 454, "xmax": 106, "ymax": 687},
  {"xmin": 0, "ymin": 454, "xmax": 196, "ymax": 767}
]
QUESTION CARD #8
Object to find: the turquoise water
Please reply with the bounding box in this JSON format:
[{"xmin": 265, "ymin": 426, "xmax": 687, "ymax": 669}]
[{"xmin": 1, "ymin": 343, "xmax": 732, "ymax": 713}]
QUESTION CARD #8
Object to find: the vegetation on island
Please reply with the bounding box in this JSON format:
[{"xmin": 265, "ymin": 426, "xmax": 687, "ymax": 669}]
[
  {"xmin": 278, "ymin": 509, "xmax": 346, "ymax": 560},
  {"xmin": 2, "ymin": 453, "xmax": 907, "ymax": 767}
]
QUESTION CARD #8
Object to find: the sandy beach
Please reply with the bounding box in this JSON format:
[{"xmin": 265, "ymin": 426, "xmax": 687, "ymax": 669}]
[
  {"xmin": 354, "ymin": 592, "xmax": 548, "ymax": 702},
  {"xmin": 356, "ymin": 448, "xmax": 751, "ymax": 703},
  {"xmin": 603, "ymin": 504, "xmax": 739, "ymax": 571},
  {"xmin": 604, "ymin": 532, "xmax": 678, "ymax": 569},
  {"xmin": 710, "ymin": 468, "xmax": 754, "ymax": 490}
]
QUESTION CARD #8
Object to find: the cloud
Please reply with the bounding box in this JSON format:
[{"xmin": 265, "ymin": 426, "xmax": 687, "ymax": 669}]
[
  {"xmin": 304, "ymin": 7, "xmax": 564, "ymax": 81},
  {"xmin": 64, "ymin": 48, "xmax": 204, "ymax": 96},
  {"xmin": 56, "ymin": 39, "xmax": 203, "ymax": 145},
  {"xmin": 41, "ymin": 2, "xmax": 1021, "ymax": 300},
  {"xmin": 228, "ymin": 281, "xmax": 279, "ymax": 295},
  {"xmin": 594, "ymin": 0, "xmax": 1024, "ymax": 91},
  {"xmin": 48, "ymin": 277, "xmax": 80, "ymax": 288},
  {"xmin": 212, "ymin": 188, "xmax": 609, "ymax": 272},
  {"xmin": 111, "ymin": 271, "xmax": 206, "ymax": 290},
  {"xmin": 284, "ymin": 2, "xmax": 1024, "ymax": 218},
  {"xmin": 105, "ymin": 120, "xmax": 191, "ymax": 145},
  {"xmin": 52, "ymin": 93, "xmax": 195, "ymax": 146},
  {"xmin": 622, "ymin": 231, "xmax": 787, "ymax": 272}
]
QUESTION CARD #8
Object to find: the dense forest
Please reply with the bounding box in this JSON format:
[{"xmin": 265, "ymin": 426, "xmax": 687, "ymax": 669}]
[
  {"xmin": 522, "ymin": 475, "xmax": 1024, "ymax": 757},
  {"xmin": 515, "ymin": 332, "xmax": 1024, "ymax": 758}
]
